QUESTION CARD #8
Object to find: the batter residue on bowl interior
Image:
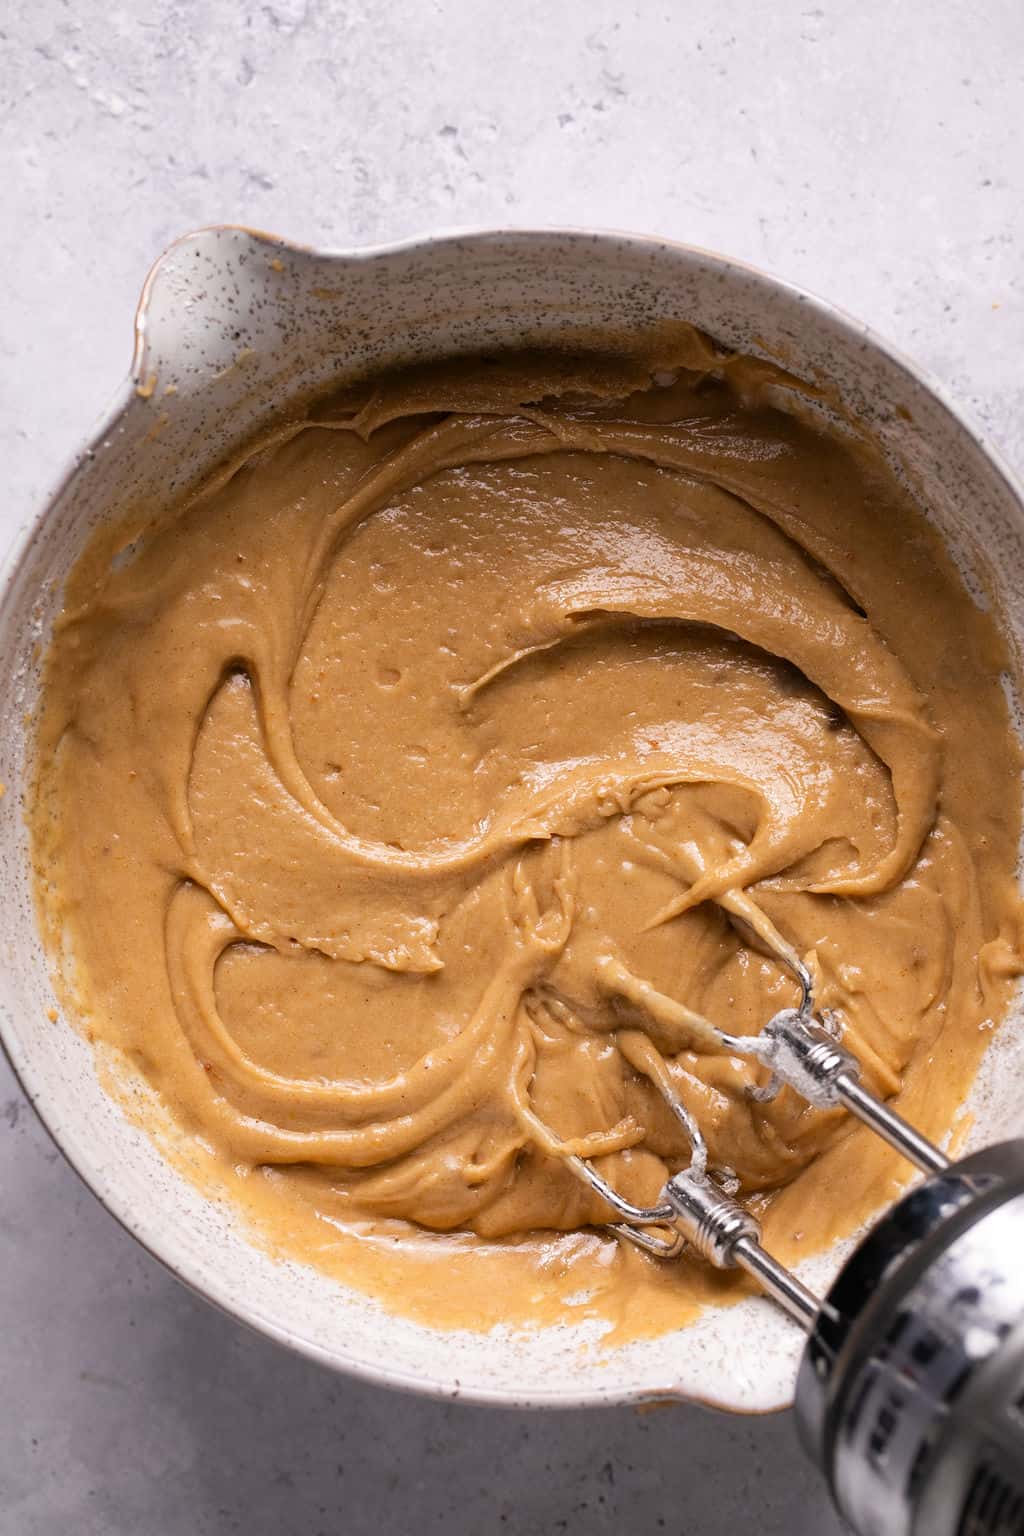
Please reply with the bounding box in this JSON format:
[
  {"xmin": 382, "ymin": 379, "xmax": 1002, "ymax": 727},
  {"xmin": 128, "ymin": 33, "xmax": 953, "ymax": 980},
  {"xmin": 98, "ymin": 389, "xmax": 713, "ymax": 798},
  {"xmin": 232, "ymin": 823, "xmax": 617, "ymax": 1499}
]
[{"xmin": 32, "ymin": 330, "xmax": 1024, "ymax": 1341}]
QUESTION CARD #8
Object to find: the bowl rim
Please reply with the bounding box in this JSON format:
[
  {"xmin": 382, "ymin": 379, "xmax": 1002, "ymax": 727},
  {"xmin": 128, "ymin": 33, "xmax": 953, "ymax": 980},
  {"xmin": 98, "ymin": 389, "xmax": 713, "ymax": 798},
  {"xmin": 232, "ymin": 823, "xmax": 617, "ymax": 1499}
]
[{"xmin": 5, "ymin": 222, "xmax": 1024, "ymax": 1410}]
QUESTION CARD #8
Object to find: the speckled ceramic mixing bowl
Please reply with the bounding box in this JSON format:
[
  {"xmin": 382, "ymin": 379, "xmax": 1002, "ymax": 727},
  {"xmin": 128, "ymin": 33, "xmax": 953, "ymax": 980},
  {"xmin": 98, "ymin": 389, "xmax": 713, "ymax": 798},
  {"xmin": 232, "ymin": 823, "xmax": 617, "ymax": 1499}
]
[{"xmin": 3, "ymin": 226, "xmax": 1024, "ymax": 1411}]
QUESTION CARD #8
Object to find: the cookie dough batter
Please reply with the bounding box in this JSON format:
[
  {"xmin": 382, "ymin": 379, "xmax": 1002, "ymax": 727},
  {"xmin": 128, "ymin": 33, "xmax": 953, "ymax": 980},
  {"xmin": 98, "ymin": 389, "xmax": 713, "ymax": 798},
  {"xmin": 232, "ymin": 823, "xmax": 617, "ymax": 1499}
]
[{"xmin": 33, "ymin": 333, "xmax": 1024, "ymax": 1337}]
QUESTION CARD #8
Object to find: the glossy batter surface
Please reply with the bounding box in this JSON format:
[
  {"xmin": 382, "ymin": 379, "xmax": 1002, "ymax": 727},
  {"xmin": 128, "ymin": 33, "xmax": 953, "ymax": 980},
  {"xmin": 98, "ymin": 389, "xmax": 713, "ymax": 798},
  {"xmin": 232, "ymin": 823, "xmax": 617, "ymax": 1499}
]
[{"xmin": 33, "ymin": 336, "xmax": 1024, "ymax": 1339}]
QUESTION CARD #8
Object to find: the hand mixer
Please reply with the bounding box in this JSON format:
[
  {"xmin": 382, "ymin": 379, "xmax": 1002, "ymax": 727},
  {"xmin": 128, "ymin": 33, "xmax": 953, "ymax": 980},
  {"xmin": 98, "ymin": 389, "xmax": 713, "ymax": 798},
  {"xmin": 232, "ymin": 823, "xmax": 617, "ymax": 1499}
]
[{"xmin": 562, "ymin": 972, "xmax": 1024, "ymax": 1536}]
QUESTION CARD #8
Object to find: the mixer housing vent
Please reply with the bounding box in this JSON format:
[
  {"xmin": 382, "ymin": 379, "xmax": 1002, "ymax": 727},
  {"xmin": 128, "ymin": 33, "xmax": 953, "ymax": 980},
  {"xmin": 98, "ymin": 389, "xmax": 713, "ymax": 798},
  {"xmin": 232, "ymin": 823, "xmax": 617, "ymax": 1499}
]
[{"xmin": 957, "ymin": 1460, "xmax": 1024, "ymax": 1536}]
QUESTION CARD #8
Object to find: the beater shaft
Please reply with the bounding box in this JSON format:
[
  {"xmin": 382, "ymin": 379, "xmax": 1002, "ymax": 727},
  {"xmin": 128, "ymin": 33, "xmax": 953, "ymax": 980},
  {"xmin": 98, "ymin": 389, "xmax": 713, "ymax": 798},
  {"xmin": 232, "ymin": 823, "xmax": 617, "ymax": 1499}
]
[
  {"xmin": 660, "ymin": 1166, "xmax": 822, "ymax": 1326},
  {"xmin": 747, "ymin": 1009, "xmax": 951, "ymax": 1174},
  {"xmin": 833, "ymin": 1072, "xmax": 948, "ymax": 1175},
  {"xmin": 731, "ymin": 1235, "xmax": 821, "ymax": 1329}
]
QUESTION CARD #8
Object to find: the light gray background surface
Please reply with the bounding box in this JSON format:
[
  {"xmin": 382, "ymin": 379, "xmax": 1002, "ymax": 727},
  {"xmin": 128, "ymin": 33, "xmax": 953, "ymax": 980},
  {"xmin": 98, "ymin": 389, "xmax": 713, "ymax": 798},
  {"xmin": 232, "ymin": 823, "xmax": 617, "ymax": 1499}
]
[{"xmin": 3, "ymin": 3, "xmax": 1024, "ymax": 1532}]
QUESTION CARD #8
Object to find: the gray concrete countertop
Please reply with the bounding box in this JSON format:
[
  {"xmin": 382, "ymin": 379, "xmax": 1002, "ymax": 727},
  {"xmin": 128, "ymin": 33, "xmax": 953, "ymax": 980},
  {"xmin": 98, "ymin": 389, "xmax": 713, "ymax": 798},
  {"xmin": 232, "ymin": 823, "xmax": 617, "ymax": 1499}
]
[{"xmin": 3, "ymin": 3, "xmax": 1023, "ymax": 1531}]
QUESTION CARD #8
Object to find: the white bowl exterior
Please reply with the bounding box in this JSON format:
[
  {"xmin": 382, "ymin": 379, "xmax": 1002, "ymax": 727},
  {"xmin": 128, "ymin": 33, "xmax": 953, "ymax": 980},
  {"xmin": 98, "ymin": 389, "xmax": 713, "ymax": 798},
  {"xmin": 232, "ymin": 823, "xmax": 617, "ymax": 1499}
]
[{"xmin": 3, "ymin": 226, "xmax": 1024, "ymax": 1411}]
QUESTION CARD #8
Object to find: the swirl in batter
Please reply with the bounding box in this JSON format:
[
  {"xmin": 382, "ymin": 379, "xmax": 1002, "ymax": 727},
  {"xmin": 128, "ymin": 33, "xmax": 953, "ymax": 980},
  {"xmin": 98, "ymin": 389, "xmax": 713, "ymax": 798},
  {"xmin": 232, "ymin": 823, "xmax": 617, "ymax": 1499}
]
[{"xmin": 33, "ymin": 334, "xmax": 1024, "ymax": 1337}]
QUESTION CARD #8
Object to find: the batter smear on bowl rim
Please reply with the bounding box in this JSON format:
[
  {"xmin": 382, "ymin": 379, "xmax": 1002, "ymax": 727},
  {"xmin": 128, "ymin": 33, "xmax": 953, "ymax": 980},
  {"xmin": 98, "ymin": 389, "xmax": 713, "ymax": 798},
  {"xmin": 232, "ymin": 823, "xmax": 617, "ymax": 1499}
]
[{"xmin": 31, "ymin": 330, "xmax": 1024, "ymax": 1339}]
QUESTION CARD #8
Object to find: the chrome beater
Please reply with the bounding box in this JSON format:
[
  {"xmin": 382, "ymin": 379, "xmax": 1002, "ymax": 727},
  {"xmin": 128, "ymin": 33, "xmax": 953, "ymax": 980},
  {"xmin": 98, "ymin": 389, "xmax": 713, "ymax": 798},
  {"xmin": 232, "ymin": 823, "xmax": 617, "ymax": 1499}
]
[{"xmin": 572, "ymin": 1009, "xmax": 1024, "ymax": 1536}]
